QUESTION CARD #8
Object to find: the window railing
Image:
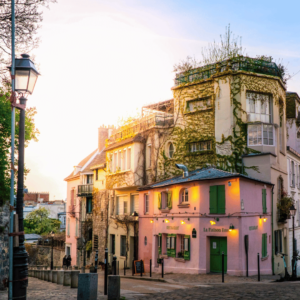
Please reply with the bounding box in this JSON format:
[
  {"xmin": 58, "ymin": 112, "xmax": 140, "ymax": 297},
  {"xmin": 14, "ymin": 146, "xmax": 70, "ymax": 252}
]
[
  {"xmin": 108, "ymin": 113, "xmax": 174, "ymax": 143},
  {"xmin": 77, "ymin": 184, "xmax": 93, "ymax": 196},
  {"xmin": 175, "ymin": 56, "xmax": 283, "ymax": 86}
]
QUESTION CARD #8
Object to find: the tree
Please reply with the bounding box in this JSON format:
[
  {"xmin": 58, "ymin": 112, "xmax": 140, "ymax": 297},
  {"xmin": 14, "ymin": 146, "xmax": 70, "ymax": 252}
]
[
  {"xmin": 24, "ymin": 207, "xmax": 61, "ymax": 234},
  {"xmin": 0, "ymin": 87, "xmax": 39, "ymax": 206},
  {"xmin": 0, "ymin": 0, "xmax": 56, "ymax": 77}
]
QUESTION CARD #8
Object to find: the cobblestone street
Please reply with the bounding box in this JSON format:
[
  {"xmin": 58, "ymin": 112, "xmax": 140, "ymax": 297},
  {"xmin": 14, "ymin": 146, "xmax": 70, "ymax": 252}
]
[{"xmin": 1, "ymin": 272, "xmax": 300, "ymax": 300}]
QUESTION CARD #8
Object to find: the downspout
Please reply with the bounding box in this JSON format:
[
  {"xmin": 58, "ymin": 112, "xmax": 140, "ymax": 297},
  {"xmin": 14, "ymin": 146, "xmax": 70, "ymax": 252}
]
[{"xmin": 271, "ymin": 185, "xmax": 274, "ymax": 275}]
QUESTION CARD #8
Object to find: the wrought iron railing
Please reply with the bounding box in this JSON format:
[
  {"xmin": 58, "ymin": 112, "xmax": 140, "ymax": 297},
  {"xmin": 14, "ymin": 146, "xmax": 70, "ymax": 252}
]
[
  {"xmin": 174, "ymin": 56, "xmax": 283, "ymax": 86},
  {"xmin": 77, "ymin": 184, "xmax": 93, "ymax": 196},
  {"xmin": 108, "ymin": 113, "xmax": 174, "ymax": 143}
]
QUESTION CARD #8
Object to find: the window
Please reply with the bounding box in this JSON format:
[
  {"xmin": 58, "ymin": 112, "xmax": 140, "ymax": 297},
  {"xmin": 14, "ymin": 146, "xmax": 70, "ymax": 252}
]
[
  {"xmin": 122, "ymin": 149, "xmax": 126, "ymax": 171},
  {"xmin": 262, "ymin": 189, "xmax": 267, "ymax": 214},
  {"xmin": 123, "ymin": 200, "xmax": 128, "ymax": 214},
  {"xmin": 184, "ymin": 235, "xmax": 190, "ymax": 260},
  {"xmin": 188, "ymin": 141, "xmax": 211, "ymax": 152},
  {"xmin": 279, "ymin": 125, "xmax": 284, "ymax": 152},
  {"xmin": 109, "ymin": 154, "xmax": 113, "ymax": 172},
  {"xmin": 158, "ymin": 191, "xmax": 172, "ymax": 210},
  {"xmin": 158, "ymin": 234, "xmax": 162, "ymax": 254},
  {"xmin": 127, "ymin": 148, "xmax": 131, "ymax": 170},
  {"xmin": 96, "ymin": 169, "xmax": 98, "ymax": 181},
  {"xmin": 181, "ymin": 189, "xmax": 189, "ymax": 203},
  {"xmin": 291, "ymin": 161, "xmax": 295, "ymax": 187},
  {"xmin": 248, "ymin": 124, "xmax": 274, "ymax": 146},
  {"xmin": 63, "ymin": 216, "xmax": 66, "ymax": 226},
  {"xmin": 114, "ymin": 152, "xmax": 117, "ymax": 172},
  {"xmin": 209, "ymin": 185, "xmax": 225, "ymax": 214},
  {"xmin": 167, "ymin": 235, "xmax": 176, "ymax": 257},
  {"xmin": 246, "ymin": 92, "xmax": 271, "ymax": 123},
  {"xmin": 75, "ymin": 220, "xmax": 78, "ymax": 237},
  {"xmin": 110, "ymin": 234, "xmax": 115, "ymax": 254},
  {"xmin": 87, "ymin": 174, "xmax": 93, "ymax": 184},
  {"xmin": 120, "ymin": 235, "xmax": 126, "ymax": 257},
  {"xmin": 186, "ymin": 97, "xmax": 211, "ymax": 112},
  {"xmin": 278, "ymin": 177, "xmax": 283, "ymax": 200},
  {"xmin": 168, "ymin": 143, "xmax": 174, "ymax": 158},
  {"xmin": 93, "ymin": 235, "xmax": 98, "ymax": 250},
  {"xmin": 71, "ymin": 190, "xmax": 74, "ymax": 206},
  {"xmin": 144, "ymin": 194, "xmax": 149, "ymax": 214},
  {"xmin": 262, "ymin": 233, "xmax": 268, "ymax": 258},
  {"xmin": 130, "ymin": 194, "xmax": 139, "ymax": 214},
  {"xmin": 144, "ymin": 236, "xmax": 147, "ymax": 246},
  {"xmin": 166, "ymin": 236, "xmax": 170, "ymax": 250},
  {"xmin": 67, "ymin": 218, "xmax": 70, "ymax": 236},
  {"xmin": 118, "ymin": 151, "xmax": 121, "ymax": 171},
  {"xmin": 86, "ymin": 197, "xmax": 93, "ymax": 213}
]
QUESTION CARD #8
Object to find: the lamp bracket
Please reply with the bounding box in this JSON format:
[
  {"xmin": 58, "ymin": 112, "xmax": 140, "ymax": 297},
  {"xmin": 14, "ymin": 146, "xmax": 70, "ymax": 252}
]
[{"xmin": 10, "ymin": 91, "xmax": 26, "ymax": 110}]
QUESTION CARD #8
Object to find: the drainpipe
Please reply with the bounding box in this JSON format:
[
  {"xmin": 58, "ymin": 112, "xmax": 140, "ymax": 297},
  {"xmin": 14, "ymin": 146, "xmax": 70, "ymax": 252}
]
[
  {"xmin": 175, "ymin": 164, "xmax": 189, "ymax": 178},
  {"xmin": 271, "ymin": 185, "xmax": 274, "ymax": 275}
]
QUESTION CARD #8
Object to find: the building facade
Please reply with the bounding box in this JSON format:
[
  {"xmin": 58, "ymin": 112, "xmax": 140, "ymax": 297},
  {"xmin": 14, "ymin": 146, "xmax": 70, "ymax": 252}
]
[{"xmin": 138, "ymin": 167, "xmax": 273, "ymax": 275}]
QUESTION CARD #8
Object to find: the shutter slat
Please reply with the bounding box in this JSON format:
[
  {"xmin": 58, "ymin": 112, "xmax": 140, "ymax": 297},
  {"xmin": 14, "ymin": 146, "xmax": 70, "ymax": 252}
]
[
  {"xmin": 167, "ymin": 191, "xmax": 172, "ymax": 209},
  {"xmin": 217, "ymin": 185, "xmax": 226, "ymax": 214},
  {"xmin": 262, "ymin": 189, "xmax": 267, "ymax": 214},
  {"xmin": 210, "ymin": 186, "xmax": 218, "ymax": 214}
]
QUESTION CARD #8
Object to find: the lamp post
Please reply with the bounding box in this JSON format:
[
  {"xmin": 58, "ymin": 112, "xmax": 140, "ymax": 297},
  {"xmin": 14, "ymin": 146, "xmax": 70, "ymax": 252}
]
[
  {"xmin": 290, "ymin": 204, "xmax": 297, "ymax": 280},
  {"xmin": 9, "ymin": 54, "xmax": 39, "ymax": 300}
]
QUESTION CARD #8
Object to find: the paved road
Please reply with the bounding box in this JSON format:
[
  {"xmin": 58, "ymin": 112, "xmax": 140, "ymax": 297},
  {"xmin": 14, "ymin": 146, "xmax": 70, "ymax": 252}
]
[{"xmin": 1, "ymin": 272, "xmax": 300, "ymax": 299}]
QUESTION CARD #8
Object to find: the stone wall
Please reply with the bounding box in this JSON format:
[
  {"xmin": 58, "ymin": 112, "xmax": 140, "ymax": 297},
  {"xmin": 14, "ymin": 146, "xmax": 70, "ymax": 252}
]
[{"xmin": 0, "ymin": 203, "xmax": 9, "ymax": 290}]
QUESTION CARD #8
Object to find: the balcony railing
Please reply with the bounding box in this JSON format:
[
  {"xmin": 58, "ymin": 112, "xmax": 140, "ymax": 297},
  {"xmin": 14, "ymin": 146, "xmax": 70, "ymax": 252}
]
[
  {"xmin": 77, "ymin": 184, "xmax": 93, "ymax": 196},
  {"xmin": 175, "ymin": 56, "xmax": 283, "ymax": 86},
  {"xmin": 108, "ymin": 113, "xmax": 174, "ymax": 143}
]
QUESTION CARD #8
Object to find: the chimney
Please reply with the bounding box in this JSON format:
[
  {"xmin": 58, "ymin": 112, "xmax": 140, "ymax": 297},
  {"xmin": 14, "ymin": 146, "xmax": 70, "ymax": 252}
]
[{"xmin": 98, "ymin": 126, "xmax": 109, "ymax": 151}]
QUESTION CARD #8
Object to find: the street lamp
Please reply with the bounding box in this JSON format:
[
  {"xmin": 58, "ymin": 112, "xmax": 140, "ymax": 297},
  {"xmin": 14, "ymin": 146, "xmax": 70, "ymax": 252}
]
[
  {"xmin": 50, "ymin": 231, "xmax": 54, "ymax": 270},
  {"xmin": 9, "ymin": 53, "xmax": 39, "ymax": 300},
  {"xmin": 290, "ymin": 204, "xmax": 297, "ymax": 280}
]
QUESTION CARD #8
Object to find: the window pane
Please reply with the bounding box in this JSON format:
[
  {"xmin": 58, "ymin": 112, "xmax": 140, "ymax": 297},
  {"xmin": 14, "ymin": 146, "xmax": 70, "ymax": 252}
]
[{"xmin": 184, "ymin": 238, "xmax": 189, "ymax": 251}]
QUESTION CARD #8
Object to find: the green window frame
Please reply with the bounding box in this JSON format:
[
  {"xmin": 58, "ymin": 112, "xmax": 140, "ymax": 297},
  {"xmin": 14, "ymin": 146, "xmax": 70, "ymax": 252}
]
[
  {"xmin": 262, "ymin": 189, "xmax": 267, "ymax": 214},
  {"xmin": 184, "ymin": 235, "xmax": 190, "ymax": 260},
  {"xmin": 86, "ymin": 197, "xmax": 93, "ymax": 214},
  {"xmin": 158, "ymin": 233, "xmax": 162, "ymax": 254},
  {"xmin": 209, "ymin": 185, "xmax": 225, "ymax": 214},
  {"xmin": 262, "ymin": 233, "xmax": 267, "ymax": 258}
]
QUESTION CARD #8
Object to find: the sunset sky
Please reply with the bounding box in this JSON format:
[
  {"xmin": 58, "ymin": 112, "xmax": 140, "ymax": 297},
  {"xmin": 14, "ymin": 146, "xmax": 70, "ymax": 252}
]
[{"xmin": 24, "ymin": 0, "xmax": 300, "ymax": 200}]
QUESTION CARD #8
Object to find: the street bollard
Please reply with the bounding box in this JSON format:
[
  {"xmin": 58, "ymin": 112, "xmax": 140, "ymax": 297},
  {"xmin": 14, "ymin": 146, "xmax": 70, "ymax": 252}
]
[
  {"xmin": 162, "ymin": 259, "xmax": 164, "ymax": 279},
  {"xmin": 104, "ymin": 248, "xmax": 108, "ymax": 295},
  {"xmin": 124, "ymin": 261, "xmax": 126, "ymax": 276},
  {"xmin": 94, "ymin": 250, "xmax": 98, "ymax": 273},
  {"xmin": 140, "ymin": 260, "xmax": 143, "ymax": 277},
  {"xmin": 118, "ymin": 261, "xmax": 119, "ymax": 275},
  {"xmin": 257, "ymin": 253, "xmax": 260, "ymax": 282},
  {"xmin": 150, "ymin": 259, "xmax": 152, "ymax": 277},
  {"xmin": 222, "ymin": 252, "xmax": 224, "ymax": 283},
  {"xmin": 132, "ymin": 260, "xmax": 134, "ymax": 276},
  {"xmin": 113, "ymin": 256, "xmax": 117, "ymax": 275}
]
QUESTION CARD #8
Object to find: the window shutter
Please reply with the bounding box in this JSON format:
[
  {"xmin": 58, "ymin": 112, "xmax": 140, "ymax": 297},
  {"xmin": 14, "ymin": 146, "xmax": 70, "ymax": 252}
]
[
  {"xmin": 167, "ymin": 191, "xmax": 172, "ymax": 209},
  {"xmin": 210, "ymin": 186, "xmax": 218, "ymax": 214},
  {"xmin": 262, "ymin": 233, "xmax": 267, "ymax": 257},
  {"xmin": 170, "ymin": 235, "xmax": 176, "ymax": 257},
  {"xmin": 274, "ymin": 231, "xmax": 278, "ymax": 254},
  {"xmin": 158, "ymin": 233, "xmax": 162, "ymax": 254},
  {"xmin": 262, "ymin": 234, "xmax": 265, "ymax": 257},
  {"xmin": 262, "ymin": 189, "xmax": 267, "ymax": 214},
  {"xmin": 158, "ymin": 193, "xmax": 162, "ymax": 209},
  {"xmin": 217, "ymin": 185, "xmax": 225, "ymax": 214},
  {"xmin": 184, "ymin": 235, "xmax": 190, "ymax": 260}
]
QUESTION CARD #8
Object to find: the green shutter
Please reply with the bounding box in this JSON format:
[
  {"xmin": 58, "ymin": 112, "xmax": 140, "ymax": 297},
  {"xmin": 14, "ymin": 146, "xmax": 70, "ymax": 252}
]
[
  {"xmin": 262, "ymin": 233, "xmax": 267, "ymax": 257},
  {"xmin": 184, "ymin": 235, "xmax": 190, "ymax": 260},
  {"xmin": 262, "ymin": 189, "xmax": 267, "ymax": 214},
  {"xmin": 169, "ymin": 234, "xmax": 176, "ymax": 257},
  {"xmin": 217, "ymin": 185, "xmax": 225, "ymax": 214},
  {"xmin": 167, "ymin": 191, "xmax": 172, "ymax": 209},
  {"xmin": 210, "ymin": 186, "xmax": 218, "ymax": 214},
  {"xmin": 158, "ymin": 193, "xmax": 162, "ymax": 209}
]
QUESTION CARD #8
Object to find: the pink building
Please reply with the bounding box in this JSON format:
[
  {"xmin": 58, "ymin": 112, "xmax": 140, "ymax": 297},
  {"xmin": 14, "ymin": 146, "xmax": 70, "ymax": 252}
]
[{"xmin": 138, "ymin": 166, "xmax": 273, "ymax": 276}]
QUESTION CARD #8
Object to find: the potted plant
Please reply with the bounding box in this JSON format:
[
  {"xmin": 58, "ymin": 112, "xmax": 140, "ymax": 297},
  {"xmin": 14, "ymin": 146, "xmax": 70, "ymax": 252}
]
[
  {"xmin": 177, "ymin": 252, "xmax": 184, "ymax": 258},
  {"xmin": 277, "ymin": 192, "xmax": 294, "ymax": 222}
]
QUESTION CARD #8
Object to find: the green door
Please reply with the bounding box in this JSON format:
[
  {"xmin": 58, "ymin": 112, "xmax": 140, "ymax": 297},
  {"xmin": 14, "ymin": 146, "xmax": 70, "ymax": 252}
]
[{"xmin": 210, "ymin": 237, "xmax": 227, "ymax": 273}]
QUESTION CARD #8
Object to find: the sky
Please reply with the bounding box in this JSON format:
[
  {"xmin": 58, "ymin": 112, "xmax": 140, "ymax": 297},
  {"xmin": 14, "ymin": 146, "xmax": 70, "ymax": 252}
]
[{"xmin": 24, "ymin": 0, "xmax": 300, "ymax": 200}]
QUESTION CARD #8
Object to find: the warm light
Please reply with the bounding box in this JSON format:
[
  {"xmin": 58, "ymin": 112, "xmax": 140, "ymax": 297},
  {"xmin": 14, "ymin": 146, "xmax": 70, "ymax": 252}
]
[
  {"xmin": 229, "ymin": 224, "xmax": 234, "ymax": 231},
  {"xmin": 181, "ymin": 221, "xmax": 185, "ymax": 225},
  {"xmin": 263, "ymin": 218, "xmax": 267, "ymax": 222},
  {"xmin": 165, "ymin": 219, "xmax": 169, "ymax": 223},
  {"xmin": 210, "ymin": 220, "xmax": 216, "ymax": 225},
  {"xmin": 150, "ymin": 220, "xmax": 154, "ymax": 223}
]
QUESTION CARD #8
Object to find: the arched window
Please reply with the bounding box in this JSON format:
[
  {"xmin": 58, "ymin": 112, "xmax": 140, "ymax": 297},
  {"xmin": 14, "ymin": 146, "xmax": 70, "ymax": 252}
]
[
  {"xmin": 144, "ymin": 236, "xmax": 147, "ymax": 246},
  {"xmin": 169, "ymin": 143, "xmax": 174, "ymax": 158},
  {"xmin": 181, "ymin": 188, "xmax": 189, "ymax": 203}
]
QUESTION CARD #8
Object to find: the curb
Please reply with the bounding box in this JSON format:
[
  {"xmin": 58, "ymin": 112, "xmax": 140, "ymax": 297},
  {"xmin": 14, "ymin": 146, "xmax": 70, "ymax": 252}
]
[{"xmin": 119, "ymin": 275, "xmax": 166, "ymax": 282}]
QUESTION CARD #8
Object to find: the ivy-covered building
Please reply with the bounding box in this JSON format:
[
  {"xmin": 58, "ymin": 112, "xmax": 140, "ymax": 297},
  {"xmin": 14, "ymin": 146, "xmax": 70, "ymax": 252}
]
[{"xmin": 156, "ymin": 56, "xmax": 289, "ymax": 276}]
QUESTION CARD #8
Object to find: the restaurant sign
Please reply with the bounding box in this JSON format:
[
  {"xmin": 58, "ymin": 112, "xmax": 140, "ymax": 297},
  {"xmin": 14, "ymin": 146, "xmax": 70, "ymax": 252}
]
[
  {"xmin": 203, "ymin": 227, "xmax": 229, "ymax": 232},
  {"xmin": 167, "ymin": 226, "xmax": 179, "ymax": 230},
  {"xmin": 249, "ymin": 226, "xmax": 258, "ymax": 231}
]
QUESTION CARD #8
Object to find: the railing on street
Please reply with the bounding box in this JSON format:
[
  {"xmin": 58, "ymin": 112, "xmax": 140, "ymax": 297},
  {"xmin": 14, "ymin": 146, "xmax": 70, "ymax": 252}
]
[{"xmin": 174, "ymin": 56, "xmax": 283, "ymax": 86}]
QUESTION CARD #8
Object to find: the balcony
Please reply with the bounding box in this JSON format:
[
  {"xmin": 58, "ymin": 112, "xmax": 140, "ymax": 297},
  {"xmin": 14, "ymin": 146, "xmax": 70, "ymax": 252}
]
[
  {"xmin": 108, "ymin": 112, "xmax": 174, "ymax": 144},
  {"xmin": 77, "ymin": 184, "xmax": 93, "ymax": 196},
  {"xmin": 174, "ymin": 56, "xmax": 283, "ymax": 86}
]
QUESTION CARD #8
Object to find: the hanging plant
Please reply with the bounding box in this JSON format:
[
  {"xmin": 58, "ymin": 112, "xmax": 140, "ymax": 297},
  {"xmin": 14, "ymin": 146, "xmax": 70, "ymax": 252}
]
[{"xmin": 277, "ymin": 192, "xmax": 294, "ymax": 221}]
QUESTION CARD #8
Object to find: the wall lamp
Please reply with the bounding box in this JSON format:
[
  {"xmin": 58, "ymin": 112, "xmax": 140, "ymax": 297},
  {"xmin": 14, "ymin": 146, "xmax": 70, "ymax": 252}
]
[
  {"xmin": 165, "ymin": 219, "xmax": 170, "ymax": 223},
  {"xmin": 150, "ymin": 220, "xmax": 154, "ymax": 223},
  {"xmin": 228, "ymin": 181, "xmax": 232, "ymax": 186},
  {"xmin": 229, "ymin": 224, "xmax": 234, "ymax": 231},
  {"xmin": 260, "ymin": 216, "xmax": 267, "ymax": 222},
  {"xmin": 181, "ymin": 221, "xmax": 185, "ymax": 225},
  {"xmin": 210, "ymin": 220, "xmax": 216, "ymax": 225}
]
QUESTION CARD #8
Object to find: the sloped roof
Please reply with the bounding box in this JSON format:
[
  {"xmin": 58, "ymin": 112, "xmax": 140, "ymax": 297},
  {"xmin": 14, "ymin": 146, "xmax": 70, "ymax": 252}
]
[
  {"xmin": 64, "ymin": 149, "xmax": 98, "ymax": 181},
  {"xmin": 105, "ymin": 134, "xmax": 145, "ymax": 151},
  {"xmin": 138, "ymin": 167, "xmax": 273, "ymax": 190},
  {"xmin": 89, "ymin": 150, "xmax": 106, "ymax": 169}
]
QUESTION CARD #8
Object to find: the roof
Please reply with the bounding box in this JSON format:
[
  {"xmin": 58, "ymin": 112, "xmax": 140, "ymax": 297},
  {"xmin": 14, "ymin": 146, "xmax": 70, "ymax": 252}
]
[
  {"xmin": 138, "ymin": 167, "xmax": 273, "ymax": 190},
  {"xmin": 287, "ymin": 146, "xmax": 300, "ymax": 159},
  {"xmin": 64, "ymin": 149, "xmax": 98, "ymax": 181},
  {"xmin": 105, "ymin": 134, "xmax": 145, "ymax": 151},
  {"xmin": 142, "ymin": 99, "xmax": 174, "ymax": 113},
  {"xmin": 89, "ymin": 150, "xmax": 106, "ymax": 169}
]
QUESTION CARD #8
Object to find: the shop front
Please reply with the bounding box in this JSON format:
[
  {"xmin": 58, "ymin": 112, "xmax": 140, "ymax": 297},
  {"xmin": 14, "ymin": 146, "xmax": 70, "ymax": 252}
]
[{"xmin": 138, "ymin": 167, "xmax": 273, "ymax": 276}]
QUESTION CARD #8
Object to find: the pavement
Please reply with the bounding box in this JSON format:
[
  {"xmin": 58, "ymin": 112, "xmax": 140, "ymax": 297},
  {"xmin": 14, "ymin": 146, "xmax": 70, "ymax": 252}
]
[{"xmin": 0, "ymin": 271, "xmax": 300, "ymax": 299}]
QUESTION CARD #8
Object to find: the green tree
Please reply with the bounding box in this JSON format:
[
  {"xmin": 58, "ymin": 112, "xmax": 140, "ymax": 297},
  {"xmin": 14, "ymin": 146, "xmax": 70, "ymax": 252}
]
[
  {"xmin": 0, "ymin": 87, "xmax": 39, "ymax": 206},
  {"xmin": 24, "ymin": 207, "xmax": 61, "ymax": 234}
]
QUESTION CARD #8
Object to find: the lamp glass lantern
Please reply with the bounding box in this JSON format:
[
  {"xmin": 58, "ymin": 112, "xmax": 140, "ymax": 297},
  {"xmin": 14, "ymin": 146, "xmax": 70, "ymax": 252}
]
[
  {"xmin": 10, "ymin": 54, "xmax": 40, "ymax": 94},
  {"xmin": 290, "ymin": 204, "xmax": 297, "ymax": 217}
]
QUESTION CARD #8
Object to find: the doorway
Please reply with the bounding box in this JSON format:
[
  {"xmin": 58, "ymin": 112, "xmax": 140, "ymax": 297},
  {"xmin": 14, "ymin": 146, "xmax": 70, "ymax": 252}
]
[{"xmin": 210, "ymin": 237, "xmax": 227, "ymax": 273}]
